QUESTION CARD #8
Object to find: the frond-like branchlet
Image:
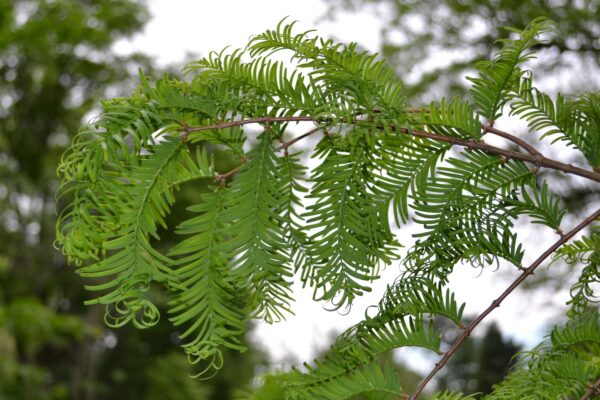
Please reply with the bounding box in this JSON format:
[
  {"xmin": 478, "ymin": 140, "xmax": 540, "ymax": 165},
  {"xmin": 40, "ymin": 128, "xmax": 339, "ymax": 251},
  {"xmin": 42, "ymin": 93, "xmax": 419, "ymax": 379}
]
[
  {"xmin": 80, "ymin": 137, "xmax": 213, "ymax": 328},
  {"xmin": 417, "ymin": 97, "xmax": 482, "ymax": 139},
  {"xmin": 277, "ymin": 150, "xmax": 317, "ymax": 286},
  {"xmin": 507, "ymin": 182, "xmax": 565, "ymax": 232},
  {"xmin": 407, "ymin": 151, "xmax": 533, "ymax": 278},
  {"xmin": 511, "ymin": 78, "xmax": 600, "ymax": 169},
  {"xmin": 304, "ymin": 129, "xmax": 399, "ymax": 308},
  {"xmin": 554, "ymin": 233, "xmax": 600, "ymax": 316},
  {"xmin": 287, "ymin": 362, "xmax": 405, "ymax": 400},
  {"xmin": 468, "ymin": 17, "xmax": 555, "ymax": 121},
  {"xmin": 282, "ymin": 277, "xmax": 464, "ymax": 399},
  {"xmin": 168, "ymin": 185, "xmax": 247, "ymax": 372},
  {"xmin": 223, "ymin": 131, "xmax": 294, "ymax": 323},
  {"xmin": 248, "ymin": 18, "xmax": 405, "ymax": 116},
  {"xmin": 377, "ymin": 276, "xmax": 465, "ymax": 327},
  {"xmin": 487, "ymin": 313, "xmax": 600, "ymax": 399}
]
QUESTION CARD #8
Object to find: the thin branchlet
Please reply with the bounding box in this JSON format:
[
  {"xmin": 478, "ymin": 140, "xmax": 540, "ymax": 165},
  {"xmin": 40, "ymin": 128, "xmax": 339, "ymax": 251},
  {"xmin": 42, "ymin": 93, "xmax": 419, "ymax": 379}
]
[
  {"xmin": 182, "ymin": 116, "xmax": 600, "ymax": 184},
  {"xmin": 410, "ymin": 207, "xmax": 600, "ymax": 399}
]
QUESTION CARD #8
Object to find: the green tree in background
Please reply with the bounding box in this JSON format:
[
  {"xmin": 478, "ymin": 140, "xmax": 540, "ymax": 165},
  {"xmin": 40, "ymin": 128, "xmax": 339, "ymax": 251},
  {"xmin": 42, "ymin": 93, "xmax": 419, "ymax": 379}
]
[
  {"xmin": 437, "ymin": 322, "xmax": 519, "ymax": 395},
  {"xmin": 473, "ymin": 324, "xmax": 519, "ymax": 394},
  {"xmin": 325, "ymin": 0, "xmax": 600, "ymax": 101},
  {"xmin": 0, "ymin": 1, "xmax": 150, "ymax": 397},
  {"xmin": 0, "ymin": 1, "xmax": 262, "ymax": 399}
]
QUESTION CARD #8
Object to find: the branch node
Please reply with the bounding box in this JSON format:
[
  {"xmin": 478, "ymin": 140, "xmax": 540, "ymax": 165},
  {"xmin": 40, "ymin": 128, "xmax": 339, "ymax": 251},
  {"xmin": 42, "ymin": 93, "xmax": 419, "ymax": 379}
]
[
  {"xmin": 262, "ymin": 119, "xmax": 272, "ymax": 130},
  {"xmin": 179, "ymin": 120, "xmax": 191, "ymax": 142},
  {"xmin": 214, "ymin": 173, "xmax": 226, "ymax": 185}
]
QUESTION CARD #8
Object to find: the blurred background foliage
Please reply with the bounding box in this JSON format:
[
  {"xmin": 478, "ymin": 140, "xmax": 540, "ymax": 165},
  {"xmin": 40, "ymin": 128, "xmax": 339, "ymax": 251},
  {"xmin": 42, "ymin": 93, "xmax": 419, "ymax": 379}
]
[
  {"xmin": 325, "ymin": 0, "xmax": 600, "ymax": 102},
  {"xmin": 0, "ymin": 0, "xmax": 597, "ymax": 399},
  {"xmin": 0, "ymin": 1, "xmax": 262, "ymax": 399}
]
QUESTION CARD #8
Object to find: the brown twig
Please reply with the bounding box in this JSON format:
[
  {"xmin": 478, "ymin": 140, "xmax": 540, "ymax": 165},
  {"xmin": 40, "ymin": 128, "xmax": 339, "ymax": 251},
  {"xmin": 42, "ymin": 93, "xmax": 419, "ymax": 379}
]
[
  {"xmin": 182, "ymin": 116, "xmax": 314, "ymax": 133},
  {"xmin": 277, "ymin": 127, "xmax": 322, "ymax": 150},
  {"xmin": 214, "ymin": 166, "xmax": 242, "ymax": 184},
  {"xmin": 581, "ymin": 377, "xmax": 600, "ymax": 400},
  {"xmin": 212, "ymin": 127, "xmax": 322, "ymax": 183},
  {"xmin": 180, "ymin": 116, "xmax": 600, "ymax": 183},
  {"xmin": 409, "ymin": 207, "xmax": 600, "ymax": 399},
  {"xmin": 390, "ymin": 126, "xmax": 600, "ymax": 183},
  {"xmin": 483, "ymin": 125, "xmax": 542, "ymax": 157}
]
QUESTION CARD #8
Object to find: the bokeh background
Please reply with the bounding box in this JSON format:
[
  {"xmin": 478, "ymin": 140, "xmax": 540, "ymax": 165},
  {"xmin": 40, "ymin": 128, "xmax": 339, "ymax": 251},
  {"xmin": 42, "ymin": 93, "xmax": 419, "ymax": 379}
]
[{"xmin": 1, "ymin": 1, "xmax": 599, "ymax": 399}]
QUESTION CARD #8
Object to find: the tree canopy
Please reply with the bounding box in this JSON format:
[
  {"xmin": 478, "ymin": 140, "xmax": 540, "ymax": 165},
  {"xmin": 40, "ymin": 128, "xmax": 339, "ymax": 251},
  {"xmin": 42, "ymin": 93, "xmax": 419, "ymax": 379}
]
[{"xmin": 56, "ymin": 17, "xmax": 600, "ymax": 399}]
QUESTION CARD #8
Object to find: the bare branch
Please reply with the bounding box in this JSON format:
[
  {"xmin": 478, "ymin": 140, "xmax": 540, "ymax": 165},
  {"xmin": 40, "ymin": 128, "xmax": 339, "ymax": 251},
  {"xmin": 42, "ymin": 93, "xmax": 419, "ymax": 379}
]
[{"xmin": 409, "ymin": 207, "xmax": 600, "ymax": 399}]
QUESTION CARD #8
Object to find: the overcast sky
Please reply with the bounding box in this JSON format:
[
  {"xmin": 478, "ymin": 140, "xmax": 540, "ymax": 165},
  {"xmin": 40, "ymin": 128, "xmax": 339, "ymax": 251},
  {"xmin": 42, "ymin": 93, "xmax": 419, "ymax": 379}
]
[
  {"xmin": 112, "ymin": 0, "xmax": 579, "ymax": 373},
  {"xmin": 113, "ymin": 0, "xmax": 383, "ymax": 66}
]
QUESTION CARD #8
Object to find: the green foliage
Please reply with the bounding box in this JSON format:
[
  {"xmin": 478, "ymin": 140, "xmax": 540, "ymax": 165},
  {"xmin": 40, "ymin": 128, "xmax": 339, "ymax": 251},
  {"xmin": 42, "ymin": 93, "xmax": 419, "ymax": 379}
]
[
  {"xmin": 287, "ymin": 362, "xmax": 405, "ymax": 400},
  {"xmin": 222, "ymin": 131, "xmax": 294, "ymax": 322},
  {"xmin": 486, "ymin": 313, "xmax": 600, "ymax": 399},
  {"xmin": 169, "ymin": 185, "xmax": 247, "ymax": 367},
  {"xmin": 511, "ymin": 79, "xmax": 600, "ymax": 169},
  {"xmin": 304, "ymin": 130, "xmax": 399, "ymax": 307},
  {"xmin": 467, "ymin": 17, "xmax": 555, "ymax": 121},
  {"xmin": 57, "ymin": 17, "xmax": 600, "ymax": 399},
  {"xmin": 554, "ymin": 231, "xmax": 600, "ymax": 316},
  {"xmin": 144, "ymin": 352, "xmax": 212, "ymax": 400},
  {"xmin": 281, "ymin": 274, "xmax": 464, "ymax": 399},
  {"xmin": 407, "ymin": 150, "xmax": 529, "ymax": 279}
]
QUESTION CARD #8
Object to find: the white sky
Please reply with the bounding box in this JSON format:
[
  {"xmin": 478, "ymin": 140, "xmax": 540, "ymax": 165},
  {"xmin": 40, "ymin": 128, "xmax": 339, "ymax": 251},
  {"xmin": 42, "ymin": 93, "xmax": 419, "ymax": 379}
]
[
  {"xmin": 113, "ymin": 0, "xmax": 584, "ymax": 374},
  {"xmin": 113, "ymin": 0, "xmax": 383, "ymax": 66}
]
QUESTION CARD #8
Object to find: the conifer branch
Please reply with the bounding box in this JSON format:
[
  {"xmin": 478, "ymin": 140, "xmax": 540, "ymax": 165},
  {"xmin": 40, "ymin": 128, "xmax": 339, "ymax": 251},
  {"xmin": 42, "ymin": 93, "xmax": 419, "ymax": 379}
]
[
  {"xmin": 410, "ymin": 207, "xmax": 600, "ymax": 399},
  {"xmin": 402, "ymin": 109, "xmax": 543, "ymax": 157},
  {"xmin": 183, "ymin": 116, "xmax": 600, "ymax": 183},
  {"xmin": 391, "ymin": 126, "xmax": 600, "ymax": 183},
  {"xmin": 57, "ymin": 20, "xmax": 600, "ymax": 397}
]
